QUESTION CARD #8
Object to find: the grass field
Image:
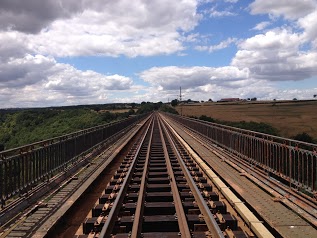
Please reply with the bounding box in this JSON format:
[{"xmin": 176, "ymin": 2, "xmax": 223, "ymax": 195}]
[{"xmin": 176, "ymin": 100, "xmax": 317, "ymax": 139}]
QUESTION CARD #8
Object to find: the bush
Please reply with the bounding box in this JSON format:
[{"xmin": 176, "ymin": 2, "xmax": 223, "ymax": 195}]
[
  {"xmin": 199, "ymin": 115, "xmax": 215, "ymax": 123},
  {"xmin": 160, "ymin": 104, "xmax": 179, "ymax": 114},
  {"xmin": 292, "ymin": 132, "xmax": 315, "ymax": 143},
  {"xmin": 197, "ymin": 115, "xmax": 279, "ymax": 136}
]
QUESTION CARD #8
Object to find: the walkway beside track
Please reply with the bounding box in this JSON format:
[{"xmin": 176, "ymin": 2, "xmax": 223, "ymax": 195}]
[{"xmin": 164, "ymin": 116, "xmax": 317, "ymax": 238}]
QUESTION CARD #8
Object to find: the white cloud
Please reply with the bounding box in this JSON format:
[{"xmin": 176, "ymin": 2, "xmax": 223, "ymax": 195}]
[
  {"xmin": 298, "ymin": 11, "xmax": 317, "ymax": 47},
  {"xmin": 11, "ymin": 0, "xmax": 201, "ymax": 58},
  {"xmin": 250, "ymin": 0, "xmax": 317, "ymax": 20},
  {"xmin": 225, "ymin": 0, "xmax": 238, "ymax": 3},
  {"xmin": 0, "ymin": 0, "xmax": 82, "ymax": 33},
  {"xmin": 253, "ymin": 21, "xmax": 271, "ymax": 31},
  {"xmin": 139, "ymin": 66, "xmax": 250, "ymax": 90},
  {"xmin": 0, "ymin": 53, "xmax": 133, "ymax": 107},
  {"xmin": 1, "ymin": 0, "xmax": 317, "ymax": 107},
  {"xmin": 232, "ymin": 29, "xmax": 317, "ymax": 81},
  {"xmin": 209, "ymin": 9, "xmax": 236, "ymax": 17},
  {"xmin": 0, "ymin": 31, "xmax": 30, "ymax": 61},
  {"xmin": 0, "ymin": 0, "xmax": 204, "ymax": 107},
  {"xmin": 195, "ymin": 37, "xmax": 237, "ymax": 52}
]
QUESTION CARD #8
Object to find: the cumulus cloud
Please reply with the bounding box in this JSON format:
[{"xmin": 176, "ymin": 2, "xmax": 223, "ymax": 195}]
[
  {"xmin": 0, "ymin": 0, "xmax": 83, "ymax": 33},
  {"xmin": 225, "ymin": 0, "xmax": 238, "ymax": 3},
  {"xmin": 137, "ymin": 66, "xmax": 277, "ymax": 101},
  {"xmin": 209, "ymin": 9, "xmax": 236, "ymax": 17},
  {"xmin": 231, "ymin": 29, "xmax": 317, "ymax": 81},
  {"xmin": 0, "ymin": 31, "xmax": 30, "ymax": 61},
  {"xmin": 1, "ymin": 0, "xmax": 317, "ymax": 107},
  {"xmin": 0, "ymin": 52, "xmax": 133, "ymax": 107},
  {"xmin": 139, "ymin": 66, "xmax": 250, "ymax": 90},
  {"xmin": 252, "ymin": 21, "xmax": 271, "ymax": 31},
  {"xmin": 250, "ymin": 0, "xmax": 317, "ymax": 20},
  {"xmin": 0, "ymin": 54, "xmax": 55, "ymax": 88},
  {"xmin": 195, "ymin": 37, "xmax": 237, "ymax": 52},
  {"xmin": 0, "ymin": 0, "xmax": 202, "ymax": 107},
  {"xmin": 232, "ymin": 1, "xmax": 317, "ymax": 83},
  {"xmin": 298, "ymin": 11, "xmax": 317, "ymax": 47},
  {"xmin": 4, "ymin": 0, "xmax": 201, "ymax": 58}
]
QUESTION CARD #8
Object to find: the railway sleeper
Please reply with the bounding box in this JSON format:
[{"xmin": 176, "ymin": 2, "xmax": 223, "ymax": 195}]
[{"xmin": 80, "ymin": 116, "xmax": 249, "ymax": 238}]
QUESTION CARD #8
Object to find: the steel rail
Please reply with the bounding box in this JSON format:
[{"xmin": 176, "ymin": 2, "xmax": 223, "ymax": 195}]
[
  {"xmin": 99, "ymin": 117, "xmax": 154, "ymax": 237},
  {"xmin": 161, "ymin": 114, "xmax": 274, "ymax": 238},
  {"xmin": 160, "ymin": 115, "xmax": 225, "ymax": 238},
  {"xmin": 185, "ymin": 127, "xmax": 317, "ymax": 227},
  {"xmin": 130, "ymin": 117, "xmax": 154, "ymax": 238},
  {"xmin": 165, "ymin": 113, "xmax": 317, "ymax": 195},
  {"xmin": 0, "ymin": 118, "xmax": 143, "ymax": 227},
  {"xmin": 0, "ymin": 116, "xmax": 152, "ymax": 237},
  {"xmin": 157, "ymin": 117, "xmax": 192, "ymax": 238},
  {"xmin": 0, "ymin": 114, "xmax": 147, "ymax": 204}
]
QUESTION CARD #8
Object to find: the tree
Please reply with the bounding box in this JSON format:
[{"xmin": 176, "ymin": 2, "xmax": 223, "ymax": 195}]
[
  {"xmin": 171, "ymin": 99, "xmax": 178, "ymax": 107},
  {"xmin": 159, "ymin": 104, "xmax": 179, "ymax": 114},
  {"xmin": 272, "ymin": 99, "xmax": 276, "ymax": 106},
  {"xmin": 208, "ymin": 99, "xmax": 213, "ymax": 102},
  {"xmin": 128, "ymin": 109, "xmax": 135, "ymax": 115},
  {"xmin": 251, "ymin": 97, "xmax": 257, "ymax": 101},
  {"xmin": 292, "ymin": 132, "xmax": 315, "ymax": 143},
  {"xmin": 314, "ymin": 94, "xmax": 317, "ymax": 98},
  {"xmin": 293, "ymin": 98, "xmax": 297, "ymax": 101},
  {"xmin": 0, "ymin": 144, "xmax": 4, "ymax": 152},
  {"xmin": 93, "ymin": 106, "xmax": 101, "ymax": 112}
]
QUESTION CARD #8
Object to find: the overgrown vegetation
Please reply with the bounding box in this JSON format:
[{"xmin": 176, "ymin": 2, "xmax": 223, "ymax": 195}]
[
  {"xmin": 2, "ymin": 103, "xmax": 314, "ymax": 151},
  {"xmin": 0, "ymin": 102, "xmax": 179, "ymax": 151},
  {"xmin": 0, "ymin": 107, "xmax": 135, "ymax": 150}
]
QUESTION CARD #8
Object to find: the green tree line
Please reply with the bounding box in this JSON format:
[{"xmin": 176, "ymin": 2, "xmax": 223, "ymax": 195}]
[
  {"xmin": 0, "ymin": 102, "xmax": 179, "ymax": 151},
  {"xmin": 0, "ymin": 107, "xmax": 135, "ymax": 150}
]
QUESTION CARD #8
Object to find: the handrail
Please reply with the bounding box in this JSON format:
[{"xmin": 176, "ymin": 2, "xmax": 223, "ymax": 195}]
[{"xmin": 164, "ymin": 112, "xmax": 317, "ymax": 195}]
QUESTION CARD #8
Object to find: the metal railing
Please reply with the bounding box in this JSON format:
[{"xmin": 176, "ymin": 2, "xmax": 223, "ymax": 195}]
[
  {"xmin": 0, "ymin": 115, "xmax": 145, "ymax": 202},
  {"xmin": 165, "ymin": 113, "xmax": 317, "ymax": 195}
]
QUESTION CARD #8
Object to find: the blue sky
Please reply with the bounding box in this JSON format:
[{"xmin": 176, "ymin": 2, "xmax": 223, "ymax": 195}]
[{"xmin": 0, "ymin": 0, "xmax": 317, "ymax": 107}]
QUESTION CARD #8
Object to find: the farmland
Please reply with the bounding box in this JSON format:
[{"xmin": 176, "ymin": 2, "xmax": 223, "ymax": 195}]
[{"xmin": 175, "ymin": 100, "xmax": 317, "ymax": 139}]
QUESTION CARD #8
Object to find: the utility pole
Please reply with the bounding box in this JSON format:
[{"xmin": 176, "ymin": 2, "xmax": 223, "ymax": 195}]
[{"xmin": 179, "ymin": 87, "xmax": 182, "ymax": 116}]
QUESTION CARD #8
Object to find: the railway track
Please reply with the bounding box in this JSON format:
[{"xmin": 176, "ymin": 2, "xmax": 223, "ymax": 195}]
[
  {"xmin": 163, "ymin": 113, "xmax": 317, "ymax": 238},
  {"xmin": 181, "ymin": 122, "xmax": 317, "ymax": 224},
  {"xmin": 69, "ymin": 113, "xmax": 269, "ymax": 237},
  {"xmin": 0, "ymin": 117, "xmax": 149, "ymax": 238},
  {"xmin": 2, "ymin": 112, "xmax": 316, "ymax": 237}
]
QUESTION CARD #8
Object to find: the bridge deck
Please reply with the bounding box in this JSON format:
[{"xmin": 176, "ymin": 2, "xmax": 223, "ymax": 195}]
[
  {"xmin": 166, "ymin": 116, "xmax": 317, "ymax": 238},
  {"xmin": 1, "ymin": 113, "xmax": 316, "ymax": 238}
]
